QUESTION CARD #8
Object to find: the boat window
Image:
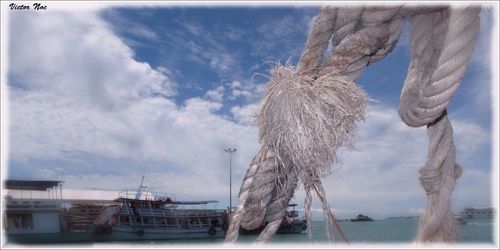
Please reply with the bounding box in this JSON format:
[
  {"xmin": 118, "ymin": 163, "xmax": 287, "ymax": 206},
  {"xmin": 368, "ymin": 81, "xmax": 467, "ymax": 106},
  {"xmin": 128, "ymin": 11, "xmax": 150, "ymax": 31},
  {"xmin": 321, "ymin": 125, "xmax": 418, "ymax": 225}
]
[
  {"xmin": 7, "ymin": 214, "xmax": 33, "ymax": 230},
  {"xmin": 210, "ymin": 218, "xmax": 219, "ymax": 226},
  {"xmin": 166, "ymin": 217, "xmax": 177, "ymax": 224},
  {"xmin": 120, "ymin": 216, "xmax": 129, "ymax": 223}
]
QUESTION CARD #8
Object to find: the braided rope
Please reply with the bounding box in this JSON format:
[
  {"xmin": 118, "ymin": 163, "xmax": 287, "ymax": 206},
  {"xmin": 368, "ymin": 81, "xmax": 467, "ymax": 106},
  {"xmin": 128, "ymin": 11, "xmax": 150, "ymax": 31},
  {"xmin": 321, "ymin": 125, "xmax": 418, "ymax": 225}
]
[
  {"xmin": 224, "ymin": 147, "xmax": 277, "ymax": 243},
  {"xmin": 321, "ymin": 6, "xmax": 403, "ymax": 80},
  {"xmin": 225, "ymin": 4, "xmax": 480, "ymax": 244},
  {"xmin": 298, "ymin": 7, "xmax": 337, "ymax": 76},
  {"xmin": 399, "ymin": 6, "xmax": 480, "ymax": 243},
  {"xmin": 400, "ymin": 7, "xmax": 480, "ymax": 127},
  {"xmin": 224, "ymin": 146, "xmax": 298, "ymax": 244}
]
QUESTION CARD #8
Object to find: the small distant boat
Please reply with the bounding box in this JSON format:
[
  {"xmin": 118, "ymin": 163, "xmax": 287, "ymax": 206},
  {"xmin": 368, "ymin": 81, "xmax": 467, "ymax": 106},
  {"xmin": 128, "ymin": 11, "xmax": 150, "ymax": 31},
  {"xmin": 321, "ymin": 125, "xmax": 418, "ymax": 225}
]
[
  {"xmin": 239, "ymin": 203, "xmax": 307, "ymax": 234},
  {"xmin": 350, "ymin": 214, "xmax": 374, "ymax": 222},
  {"xmin": 460, "ymin": 207, "xmax": 494, "ymax": 220}
]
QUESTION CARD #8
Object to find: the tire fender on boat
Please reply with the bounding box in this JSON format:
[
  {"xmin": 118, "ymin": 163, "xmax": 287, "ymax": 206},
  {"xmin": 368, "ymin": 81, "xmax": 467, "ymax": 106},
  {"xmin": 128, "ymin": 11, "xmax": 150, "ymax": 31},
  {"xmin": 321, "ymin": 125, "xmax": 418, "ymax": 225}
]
[
  {"xmin": 208, "ymin": 227, "xmax": 217, "ymax": 236},
  {"xmin": 137, "ymin": 229, "xmax": 145, "ymax": 236},
  {"xmin": 222, "ymin": 222, "xmax": 228, "ymax": 231}
]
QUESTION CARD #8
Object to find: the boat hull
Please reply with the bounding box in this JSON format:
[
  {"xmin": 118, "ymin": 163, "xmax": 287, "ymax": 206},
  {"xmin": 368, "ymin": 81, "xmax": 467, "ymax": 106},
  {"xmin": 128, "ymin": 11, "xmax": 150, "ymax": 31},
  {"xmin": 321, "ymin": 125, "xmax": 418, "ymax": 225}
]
[
  {"xmin": 6, "ymin": 232, "xmax": 94, "ymax": 244},
  {"xmin": 7, "ymin": 227, "xmax": 225, "ymax": 244},
  {"xmin": 93, "ymin": 226, "xmax": 225, "ymax": 241}
]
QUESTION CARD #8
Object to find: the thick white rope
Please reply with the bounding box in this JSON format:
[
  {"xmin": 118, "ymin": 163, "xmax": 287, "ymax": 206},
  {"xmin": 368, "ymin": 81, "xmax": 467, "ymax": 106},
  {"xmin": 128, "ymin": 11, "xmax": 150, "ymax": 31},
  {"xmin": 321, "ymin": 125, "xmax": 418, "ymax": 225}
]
[
  {"xmin": 226, "ymin": 7, "xmax": 341, "ymax": 244},
  {"xmin": 225, "ymin": 5, "xmax": 404, "ymax": 244},
  {"xmin": 224, "ymin": 146, "xmax": 298, "ymax": 244},
  {"xmin": 224, "ymin": 4, "xmax": 480, "ymax": 245},
  {"xmin": 399, "ymin": 6, "xmax": 480, "ymax": 243}
]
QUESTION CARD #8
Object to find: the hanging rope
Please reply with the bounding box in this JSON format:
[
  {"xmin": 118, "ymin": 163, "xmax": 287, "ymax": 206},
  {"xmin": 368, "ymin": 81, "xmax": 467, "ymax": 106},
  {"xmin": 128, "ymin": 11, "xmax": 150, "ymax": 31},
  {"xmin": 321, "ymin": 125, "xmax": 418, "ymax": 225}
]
[
  {"xmin": 225, "ymin": 4, "xmax": 480, "ymax": 245},
  {"xmin": 399, "ymin": 6, "xmax": 480, "ymax": 242}
]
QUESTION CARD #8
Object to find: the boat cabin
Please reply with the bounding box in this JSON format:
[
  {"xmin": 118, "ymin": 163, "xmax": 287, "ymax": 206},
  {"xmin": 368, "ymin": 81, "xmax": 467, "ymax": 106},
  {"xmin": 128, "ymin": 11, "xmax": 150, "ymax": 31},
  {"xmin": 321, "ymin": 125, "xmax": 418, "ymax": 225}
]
[
  {"xmin": 109, "ymin": 195, "xmax": 226, "ymax": 230},
  {"xmin": 3, "ymin": 180, "xmax": 65, "ymax": 235}
]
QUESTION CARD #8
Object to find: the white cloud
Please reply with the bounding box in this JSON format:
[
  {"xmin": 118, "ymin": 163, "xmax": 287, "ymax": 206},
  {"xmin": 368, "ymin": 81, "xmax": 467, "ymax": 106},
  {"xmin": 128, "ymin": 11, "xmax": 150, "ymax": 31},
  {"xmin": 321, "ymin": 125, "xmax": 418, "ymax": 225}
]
[
  {"xmin": 204, "ymin": 86, "xmax": 225, "ymax": 103},
  {"xmin": 230, "ymin": 80, "xmax": 242, "ymax": 89},
  {"xmin": 6, "ymin": 8, "xmax": 262, "ymax": 203},
  {"xmin": 231, "ymin": 103, "xmax": 259, "ymax": 125},
  {"xmin": 228, "ymin": 79, "xmax": 266, "ymax": 102},
  {"xmin": 9, "ymin": 11, "xmax": 175, "ymax": 111},
  {"xmin": 9, "ymin": 89, "xmax": 133, "ymax": 161}
]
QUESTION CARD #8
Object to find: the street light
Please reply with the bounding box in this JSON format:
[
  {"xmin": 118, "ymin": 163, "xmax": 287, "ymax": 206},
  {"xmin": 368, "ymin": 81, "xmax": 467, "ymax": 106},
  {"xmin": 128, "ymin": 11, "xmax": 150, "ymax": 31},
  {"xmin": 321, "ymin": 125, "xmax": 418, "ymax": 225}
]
[{"xmin": 224, "ymin": 148, "xmax": 236, "ymax": 214}]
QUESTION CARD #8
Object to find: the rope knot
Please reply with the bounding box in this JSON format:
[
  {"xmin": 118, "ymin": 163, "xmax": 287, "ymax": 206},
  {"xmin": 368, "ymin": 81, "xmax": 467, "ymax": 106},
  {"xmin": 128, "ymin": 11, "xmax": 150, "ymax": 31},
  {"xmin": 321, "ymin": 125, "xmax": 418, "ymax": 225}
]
[{"xmin": 257, "ymin": 64, "xmax": 368, "ymax": 182}]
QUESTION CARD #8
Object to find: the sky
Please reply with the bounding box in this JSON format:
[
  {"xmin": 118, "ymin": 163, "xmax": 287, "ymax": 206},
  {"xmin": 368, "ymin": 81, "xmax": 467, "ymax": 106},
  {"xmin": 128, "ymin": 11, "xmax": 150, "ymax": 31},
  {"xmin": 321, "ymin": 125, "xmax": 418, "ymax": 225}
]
[{"xmin": 1, "ymin": 2, "xmax": 498, "ymax": 220}]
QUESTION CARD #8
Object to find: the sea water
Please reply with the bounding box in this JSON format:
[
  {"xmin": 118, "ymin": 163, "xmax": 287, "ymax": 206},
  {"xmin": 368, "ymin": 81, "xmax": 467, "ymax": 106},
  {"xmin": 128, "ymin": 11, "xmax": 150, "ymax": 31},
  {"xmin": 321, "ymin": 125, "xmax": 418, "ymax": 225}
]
[
  {"xmin": 25, "ymin": 218, "xmax": 494, "ymax": 247},
  {"xmin": 96, "ymin": 218, "xmax": 495, "ymax": 247},
  {"xmin": 239, "ymin": 218, "xmax": 495, "ymax": 245}
]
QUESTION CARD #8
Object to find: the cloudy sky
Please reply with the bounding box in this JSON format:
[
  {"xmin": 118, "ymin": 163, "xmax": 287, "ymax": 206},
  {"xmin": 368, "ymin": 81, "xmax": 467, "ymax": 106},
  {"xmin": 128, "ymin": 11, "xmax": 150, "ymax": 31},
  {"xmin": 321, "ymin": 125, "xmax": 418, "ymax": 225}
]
[{"xmin": 1, "ymin": 2, "xmax": 497, "ymax": 220}]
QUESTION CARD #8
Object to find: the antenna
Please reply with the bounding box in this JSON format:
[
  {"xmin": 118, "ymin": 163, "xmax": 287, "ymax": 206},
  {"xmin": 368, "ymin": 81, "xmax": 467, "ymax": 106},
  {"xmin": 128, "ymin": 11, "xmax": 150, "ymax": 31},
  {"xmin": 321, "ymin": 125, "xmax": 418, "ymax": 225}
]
[{"xmin": 136, "ymin": 175, "xmax": 146, "ymax": 200}]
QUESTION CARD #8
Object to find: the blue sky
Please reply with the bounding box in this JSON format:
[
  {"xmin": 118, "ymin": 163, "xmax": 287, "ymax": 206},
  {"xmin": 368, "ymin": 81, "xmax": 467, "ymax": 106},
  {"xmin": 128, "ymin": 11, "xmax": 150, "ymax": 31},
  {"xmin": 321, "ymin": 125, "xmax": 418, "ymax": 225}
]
[{"xmin": 1, "ymin": 2, "xmax": 497, "ymax": 220}]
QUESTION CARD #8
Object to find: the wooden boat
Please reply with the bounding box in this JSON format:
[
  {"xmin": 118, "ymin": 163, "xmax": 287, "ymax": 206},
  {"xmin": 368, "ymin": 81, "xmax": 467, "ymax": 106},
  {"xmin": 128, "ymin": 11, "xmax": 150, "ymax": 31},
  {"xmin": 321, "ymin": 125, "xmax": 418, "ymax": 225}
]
[
  {"xmin": 90, "ymin": 176, "xmax": 228, "ymax": 241},
  {"xmin": 4, "ymin": 177, "xmax": 229, "ymax": 243},
  {"xmin": 91, "ymin": 194, "xmax": 228, "ymax": 241}
]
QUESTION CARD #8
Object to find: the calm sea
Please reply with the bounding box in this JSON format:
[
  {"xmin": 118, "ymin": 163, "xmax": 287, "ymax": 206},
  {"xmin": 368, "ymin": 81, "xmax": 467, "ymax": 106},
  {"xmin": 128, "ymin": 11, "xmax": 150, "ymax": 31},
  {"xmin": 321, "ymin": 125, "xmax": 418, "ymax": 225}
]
[
  {"xmin": 93, "ymin": 218, "xmax": 495, "ymax": 247},
  {"xmin": 20, "ymin": 218, "xmax": 492, "ymax": 248}
]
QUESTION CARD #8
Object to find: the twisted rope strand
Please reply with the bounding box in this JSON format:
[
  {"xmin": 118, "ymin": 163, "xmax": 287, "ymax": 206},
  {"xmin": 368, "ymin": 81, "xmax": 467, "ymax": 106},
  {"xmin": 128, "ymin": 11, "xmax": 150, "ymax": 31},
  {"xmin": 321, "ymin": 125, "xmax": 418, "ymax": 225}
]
[
  {"xmin": 298, "ymin": 7, "xmax": 338, "ymax": 76},
  {"xmin": 224, "ymin": 148, "xmax": 273, "ymax": 243},
  {"xmin": 398, "ymin": 5, "xmax": 480, "ymax": 243}
]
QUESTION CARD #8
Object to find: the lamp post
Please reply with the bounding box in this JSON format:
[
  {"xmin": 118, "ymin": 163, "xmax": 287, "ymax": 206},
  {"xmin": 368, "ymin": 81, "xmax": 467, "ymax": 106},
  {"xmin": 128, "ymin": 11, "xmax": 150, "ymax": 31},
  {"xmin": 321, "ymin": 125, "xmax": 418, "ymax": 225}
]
[{"xmin": 224, "ymin": 148, "xmax": 236, "ymax": 214}]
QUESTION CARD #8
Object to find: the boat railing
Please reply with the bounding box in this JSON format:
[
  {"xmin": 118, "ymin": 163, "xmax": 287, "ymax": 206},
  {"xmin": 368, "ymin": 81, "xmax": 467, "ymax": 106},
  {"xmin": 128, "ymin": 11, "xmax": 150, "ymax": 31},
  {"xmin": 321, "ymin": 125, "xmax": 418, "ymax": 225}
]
[
  {"xmin": 188, "ymin": 223, "xmax": 211, "ymax": 228},
  {"xmin": 93, "ymin": 206, "xmax": 119, "ymax": 225},
  {"xmin": 117, "ymin": 190, "xmax": 176, "ymax": 201},
  {"xmin": 5, "ymin": 199, "xmax": 63, "ymax": 210},
  {"xmin": 122, "ymin": 222, "xmax": 182, "ymax": 229},
  {"xmin": 154, "ymin": 224, "xmax": 182, "ymax": 229},
  {"xmin": 128, "ymin": 208, "xmax": 224, "ymax": 218},
  {"xmin": 138, "ymin": 208, "xmax": 169, "ymax": 217},
  {"xmin": 120, "ymin": 207, "xmax": 134, "ymax": 215},
  {"xmin": 185, "ymin": 212, "xmax": 221, "ymax": 217}
]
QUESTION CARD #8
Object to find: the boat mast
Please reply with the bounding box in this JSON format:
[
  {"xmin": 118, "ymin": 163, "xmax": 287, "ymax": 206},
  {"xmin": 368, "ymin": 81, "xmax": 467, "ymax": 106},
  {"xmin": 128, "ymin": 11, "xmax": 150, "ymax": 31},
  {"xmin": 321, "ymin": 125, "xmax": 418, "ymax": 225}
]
[{"xmin": 135, "ymin": 175, "xmax": 146, "ymax": 200}]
